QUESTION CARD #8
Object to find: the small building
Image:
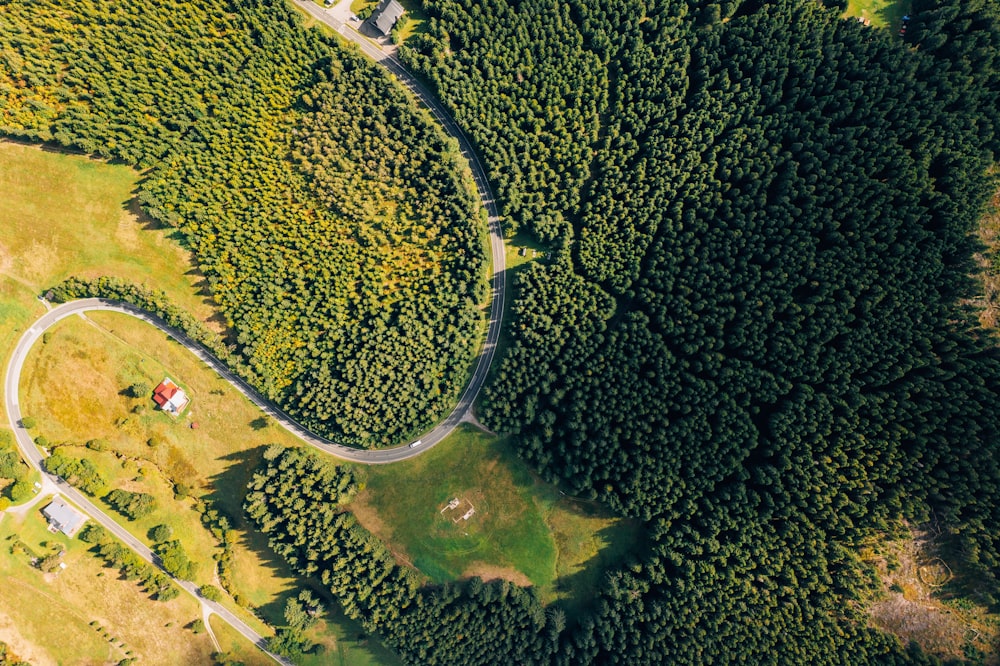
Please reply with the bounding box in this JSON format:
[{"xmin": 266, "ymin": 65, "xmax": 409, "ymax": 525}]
[
  {"xmin": 42, "ymin": 498, "xmax": 86, "ymax": 537},
  {"xmin": 368, "ymin": 0, "xmax": 404, "ymax": 36},
  {"xmin": 152, "ymin": 377, "xmax": 190, "ymax": 416}
]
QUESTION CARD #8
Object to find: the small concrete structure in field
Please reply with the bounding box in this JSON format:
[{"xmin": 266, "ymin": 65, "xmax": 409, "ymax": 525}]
[
  {"xmin": 42, "ymin": 498, "xmax": 87, "ymax": 537},
  {"xmin": 439, "ymin": 496, "xmax": 476, "ymax": 523},
  {"xmin": 152, "ymin": 377, "xmax": 189, "ymax": 416}
]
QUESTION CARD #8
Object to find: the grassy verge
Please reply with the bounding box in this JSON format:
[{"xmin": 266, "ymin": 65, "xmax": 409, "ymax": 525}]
[
  {"xmin": 210, "ymin": 615, "xmax": 273, "ymax": 666},
  {"xmin": 0, "ymin": 505, "xmax": 218, "ymax": 664},
  {"xmin": 353, "ymin": 425, "xmax": 641, "ymax": 614},
  {"xmin": 350, "ymin": 0, "xmax": 375, "ymax": 14},
  {"xmin": 972, "ymin": 178, "xmax": 1000, "ymax": 329},
  {"xmin": 843, "ymin": 0, "xmax": 909, "ymax": 29}
]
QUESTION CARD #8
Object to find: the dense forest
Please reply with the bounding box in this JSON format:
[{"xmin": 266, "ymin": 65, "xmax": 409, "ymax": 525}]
[
  {"xmin": 401, "ymin": 0, "xmax": 1000, "ymax": 662},
  {"xmin": 0, "ymin": 0, "xmax": 487, "ymax": 447},
  {"xmin": 4, "ymin": 0, "xmax": 1000, "ymax": 662}
]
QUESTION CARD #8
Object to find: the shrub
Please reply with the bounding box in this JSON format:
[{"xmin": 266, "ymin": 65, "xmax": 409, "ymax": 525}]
[
  {"xmin": 44, "ymin": 451, "xmax": 108, "ymax": 496},
  {"xmin": 86, "ymin": 439, "xmax": 109, "ymax": 452},
  {"xmin": 37, "ymin": 552, "xmax": 64, "ymax": 573},
  {"xmin": 79, "ymin": 524, "xmax": 109, "ymax": 545},
  {"xmin": 9, "ymin": 481, "xmax": 32, "ymax": 502},
  {"xmin": 148, "ymin": 524, "xmax": 173, "ymax": 542},
  {"xmin": 200, "ymin": 585, "xmax": 223, "ymax": 602},
  {"xmin": 156, "ymin": 585, "xmax": 180, "ymax": 602},
  {"xmin": 0, "ymin": 451, "xmax": 22, "ymax": 480},
  {"xmin": 157, "ymin": 540, "xmax": 195, "ymax": 580},
  {"xmin": 190, "ymin": 619, "xmax": 206, "ymax": 634},
  {"xmin": 20, "ymin": 417, "xmax": 36, "ymax": 429},
  {"xmin": 106, "ymin": 489, "xmax": 156, "ymax": 520}
]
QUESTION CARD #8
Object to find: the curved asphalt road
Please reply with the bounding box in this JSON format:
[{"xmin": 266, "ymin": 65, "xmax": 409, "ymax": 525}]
[
  {"xmin": 4, "ymin": 7, "xmax": 506, "ymax": 661},
  {"xmin": 2, "ymin": 8, "xmax": 505, "ymax": 664},
  {"xmin": 292, "ymin": 3, "xmax": 509, "ymax": 451},
  {"xmin": 4, "ymin": 9, "xmax": 507, "ymax": 466},
  {"xmin": 5, "ymin": 303, "xmax": 291, "ymax": 664}
]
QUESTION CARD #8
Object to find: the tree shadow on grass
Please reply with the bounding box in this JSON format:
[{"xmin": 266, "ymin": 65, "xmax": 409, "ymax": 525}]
[
  {"xmin": 202, "ymin": 446, "xmax": 297, "ymax": 625},
  {"xmin": 873, "ymin": 0, "xmax": 910, "ymax": 30},
  {"xmin": 548, "ymin": 519, "xmax": 648, "ymax": 620},
  {"xmin": 203, "ymin": 447, "xmax": 402, "ymax": 662},
  {"xmin": 202, "ymin": 446, "xmax": 266, "ymax": 537},
  {"xmin": 544, "ymin": 492, "xmax": 650, "ymax": 620}
]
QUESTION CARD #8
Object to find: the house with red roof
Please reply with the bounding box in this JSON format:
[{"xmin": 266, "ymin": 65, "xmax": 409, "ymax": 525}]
[{"xmin": 152, "ymin": 377, "xmax": 189, "ymax": 416}]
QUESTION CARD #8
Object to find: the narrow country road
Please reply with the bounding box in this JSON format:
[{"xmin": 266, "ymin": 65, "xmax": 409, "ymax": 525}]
[
  {"xmin": 2, "ymin": 6, "xmax": 505, "ymax": 664},
  {"xmin": 291, "ymin": 2, "xmax": 509, "ymax": 440},
  {"xmin": 5, "ymin": 301, "xmax": 293, "ymax": 663},
  {"xmin": 6, "ymin": 298, "xmax": 488, "ymax": 463}
]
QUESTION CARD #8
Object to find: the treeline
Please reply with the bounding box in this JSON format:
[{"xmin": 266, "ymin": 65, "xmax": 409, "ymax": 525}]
[
  {"xmin": 49, "ymin": 276, "xmax": 246, "ymax": 379},
  {"xmin": 404, "ymin": 0, "xmax": 1000, "ymax": 662},
  {"xmin": 0, "ymin": 0, "xmax": 486, "ymax": 447},
  {"xmin": 79, "ymin": 524, "xmax": 180, "ymax": 601},
  {"xmin": 44, "ymin": 449, "xmax": 157, "ymax": 520},
  {"xmin": 244, "ymin": 446, "xmax": 561, "ymax": 665},
  {"xmin": 0, "ymin": 430, "xmax": 31, "ymax": 507}
]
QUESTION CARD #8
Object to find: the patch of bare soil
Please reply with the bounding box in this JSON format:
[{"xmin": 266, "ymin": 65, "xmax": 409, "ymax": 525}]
[
  {"xmin": 0, "ymin": 610, "xmax": 56, "ymax": 666},
  {"xmin": 461, "ymin": 562, "xmax": 532, "ymax": 588},
  {"xmin": 863, "ymin": 525, "xmax": 999, "ymax": 664}
]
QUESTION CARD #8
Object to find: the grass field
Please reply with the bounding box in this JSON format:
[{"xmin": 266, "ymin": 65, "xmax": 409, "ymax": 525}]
[
  {"xmin": 18, "ymin": 311, "xmax": 399, "ymax": 663},
  {"xmin": 0, "ymin": 504, "xmax": 217, "ymax": 665},
  {"xmin": 353, "ymin": 426, "xmax": 641, "ymax": 614},
  {"xmin": 844, "ymin": 0, "xmax": 909, "ymax": 29},
  {"xmin": 0, "ymin": 140, "xmax": 220, "ymax": 426}
]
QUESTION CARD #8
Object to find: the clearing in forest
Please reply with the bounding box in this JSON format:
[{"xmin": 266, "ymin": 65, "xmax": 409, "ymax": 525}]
[
  {"xmin": 352, "ymin": 425, "xmax": 643, "ymax": 614},
  {"xmin": 844, "ymin": 0, "xmax": 910, "ymax": 29},
  {"xmin": 863, "ymin": 525, "xmax": 1000, "ymax": 664}
]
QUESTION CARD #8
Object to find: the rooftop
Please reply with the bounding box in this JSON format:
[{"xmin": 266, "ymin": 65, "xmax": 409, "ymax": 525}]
[
  {"xmin": 369, "ymin": 0, "xmax": 404, "ymax": 36},
  {"xmin": 42, "ymin": 498, "xmax": 86, "ymax": 537}
]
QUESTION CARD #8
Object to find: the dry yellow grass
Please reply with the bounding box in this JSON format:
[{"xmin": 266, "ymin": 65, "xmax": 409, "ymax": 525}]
[
  {"xmin": 0, "ymin": 506, "xmax": 217, "ymax": 665},
  {"xmin": 20, "ymin": 312, "xmax": 305, "ymax": 493},
  {"xmin": 18, "ymin": 311, "xmax": 400, "ymax": 664},
  {"xmin": 0, "ymin": 140, "xmax": 222, "ymax": 428}
]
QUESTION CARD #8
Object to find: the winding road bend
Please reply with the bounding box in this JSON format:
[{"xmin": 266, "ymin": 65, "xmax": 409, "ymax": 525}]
[{"xmin": 2, "ymin": 6, "xmax": 505, "ymax": 663}]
